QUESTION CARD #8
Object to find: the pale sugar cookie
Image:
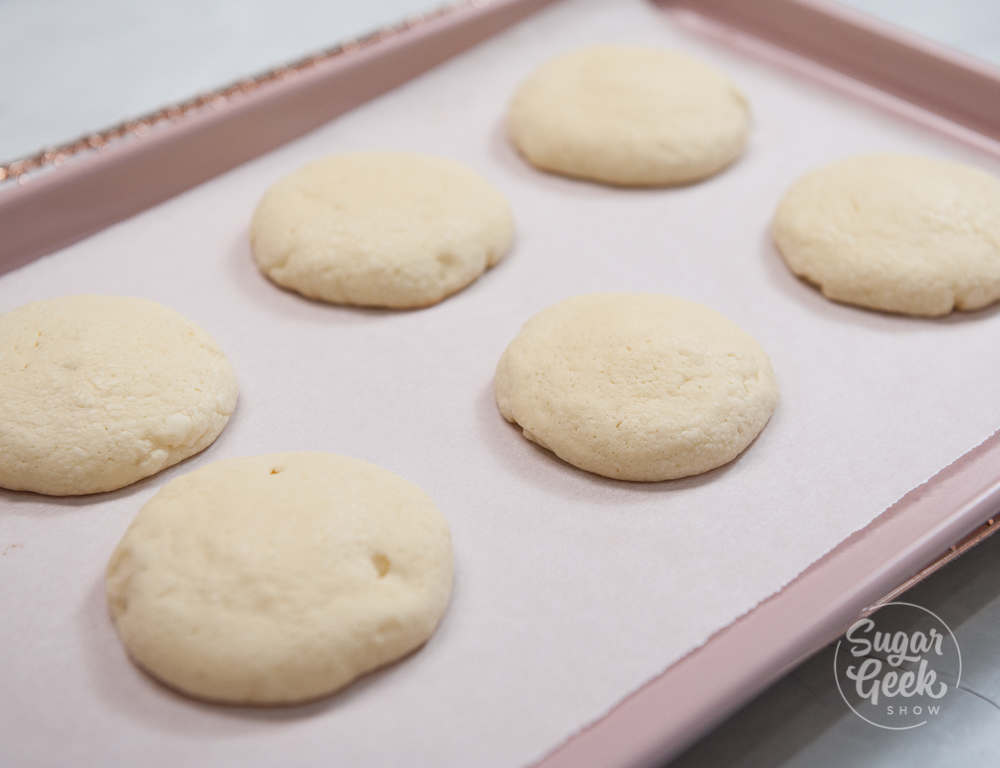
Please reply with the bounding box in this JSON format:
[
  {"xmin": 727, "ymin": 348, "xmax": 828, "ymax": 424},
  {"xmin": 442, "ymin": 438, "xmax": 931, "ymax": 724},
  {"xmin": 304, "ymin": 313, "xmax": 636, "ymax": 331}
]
[
  {"xmin": 106, "ymin": 452, "xmax": 453, "ymax": 704},
  {"xmin": 508, "ymin": 46, "xmax": 750, "ymax": 186},
  {"xmin": 495, "ymin": 294, "xmax": 777, "ymax": 481},
  {"xmin": 251, "ymin": 152, "xmax": 514, "ymax": 308},
  {"xmin": 773, "ymin": 154, "xmax": 1000, "ymax": 316},
  {"xmin": 0, "ymin": 295, "xmax": 237, "ymax": 495}
]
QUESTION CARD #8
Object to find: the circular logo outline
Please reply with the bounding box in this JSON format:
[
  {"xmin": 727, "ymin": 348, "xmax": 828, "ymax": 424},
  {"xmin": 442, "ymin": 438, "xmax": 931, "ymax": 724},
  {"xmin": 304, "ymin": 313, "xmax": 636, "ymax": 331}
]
[{"xmin": 833, "ymin": 601, "xmax": 962, "ymax": 731}]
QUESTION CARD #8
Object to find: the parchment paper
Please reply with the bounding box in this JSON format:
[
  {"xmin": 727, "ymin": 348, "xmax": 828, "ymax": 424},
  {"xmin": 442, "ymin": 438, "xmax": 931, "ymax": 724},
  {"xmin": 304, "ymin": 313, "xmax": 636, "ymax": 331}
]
[{"xmin": 3, "ymin": 1, "xmax": 1000, "ymax": 765}]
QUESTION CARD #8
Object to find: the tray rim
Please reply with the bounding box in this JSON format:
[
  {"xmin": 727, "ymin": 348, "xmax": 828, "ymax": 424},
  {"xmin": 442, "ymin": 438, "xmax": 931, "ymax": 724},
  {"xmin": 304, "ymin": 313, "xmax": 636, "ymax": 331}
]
[
  {"xmin": 535, "ymin": 430, "xmax": 1000, "ymax": 768},
  {"xmin": 0, "ymin": 0, "xmax": 485, "ymax": 181},
  {"xmin": 662, "ymin": 0, "xmax": 1000, "ymax": 158}
]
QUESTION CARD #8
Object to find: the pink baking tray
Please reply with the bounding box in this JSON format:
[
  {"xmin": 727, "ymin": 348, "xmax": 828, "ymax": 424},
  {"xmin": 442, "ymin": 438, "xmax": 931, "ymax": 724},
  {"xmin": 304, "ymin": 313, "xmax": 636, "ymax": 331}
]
[{"xmin": 3, "ymin": 1, "xmax": 1000, "ymax": 766}]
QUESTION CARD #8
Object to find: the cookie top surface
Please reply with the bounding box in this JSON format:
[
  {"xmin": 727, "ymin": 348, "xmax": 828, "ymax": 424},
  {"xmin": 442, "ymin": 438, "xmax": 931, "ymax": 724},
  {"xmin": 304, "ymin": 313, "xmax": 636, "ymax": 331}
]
[
  {"xmin": 507, "ymin": 45, "xmax": 750, "ymax": 186},
  {"xmin": 495, "ymin": 293, "xmax": 778, "ymax": 481},
  {"xmin": 105, "ymin": 452, "xmax": 453, "ymax": 704},
  {"xmin": 0, "ymin": 295, "xmax": 238, "ymax": 495},
  {"xmin": 250, "ymin": 152, "xmax": 514, "ymax": 308},
  {"xmin": 772, "ymin": 153, "xmax": 1000, "ymax": 316}
]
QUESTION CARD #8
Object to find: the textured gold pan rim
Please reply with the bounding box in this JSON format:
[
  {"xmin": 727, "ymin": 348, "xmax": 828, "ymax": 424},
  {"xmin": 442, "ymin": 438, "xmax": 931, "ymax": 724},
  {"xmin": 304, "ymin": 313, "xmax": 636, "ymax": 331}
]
[{"xmin": 0, "ymin": 0, "xmax": 485, "ymax": 184}]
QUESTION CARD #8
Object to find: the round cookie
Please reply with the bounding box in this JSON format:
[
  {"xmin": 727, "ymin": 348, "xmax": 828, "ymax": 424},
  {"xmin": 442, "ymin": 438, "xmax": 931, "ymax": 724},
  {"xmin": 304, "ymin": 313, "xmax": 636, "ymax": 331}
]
[
  {"xmin": 507, "ymin": 45, "xmax": 750, "ymax": 186},
  {"xmin": 0, "ymin": 295, "xmax": 238, "ymax": 496},
  {"xmin": 250, "ymin": 152, "xmax": 514, "ymax": 308},
  {"xmin": 105, "ymin": 452, "xmax": 453, "ymax": 705},
  {"xmin": 772, "ymin": 153, "xmax": 1000, "ymax": 316},
  {"xmin": 495, "ymin": 294, "xmax": 777, "ymax": 481}
]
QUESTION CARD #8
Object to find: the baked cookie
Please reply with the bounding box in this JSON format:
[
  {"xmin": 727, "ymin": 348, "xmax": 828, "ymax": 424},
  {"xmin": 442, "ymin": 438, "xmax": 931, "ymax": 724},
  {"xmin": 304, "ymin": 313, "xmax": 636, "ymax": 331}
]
[
  {"xmin": 0, "ymin": 295, "xmax": 238, "ymax": 495},
  {"xmin": 507, "ymin": 46, "xmax": 750, "ymax": 186},
  {"xmin": 251, "ymin": 152, "xmax": 514, "ymax": 308},
  {"xmin": 106, "ymin": 452, "xmax": 453, "ymax": 704},
  {"xmin": 773, "ymin": 154, "xmax": 1000, "ymax": 316},
  {"xmin": 495, "ymin": 294, "xmax": 777, "ymax": 481}
]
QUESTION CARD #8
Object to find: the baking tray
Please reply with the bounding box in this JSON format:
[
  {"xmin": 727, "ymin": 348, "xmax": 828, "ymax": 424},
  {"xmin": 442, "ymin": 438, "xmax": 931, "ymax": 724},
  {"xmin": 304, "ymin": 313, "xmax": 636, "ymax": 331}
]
[
  {"xmin": 2, "ymin": 1, "xmax": 1000, "ymax": 767},
  {"xmin": 537, "ymin": 5, "xmax": 1000, "ymax": 765}
]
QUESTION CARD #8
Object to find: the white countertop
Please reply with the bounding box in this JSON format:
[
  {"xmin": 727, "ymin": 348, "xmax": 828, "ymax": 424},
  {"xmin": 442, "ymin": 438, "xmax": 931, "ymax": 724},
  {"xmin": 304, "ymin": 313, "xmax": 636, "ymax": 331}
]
[{"xmin": 1, "ymin": 0, "xmax": 444, "ymax": 162}]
